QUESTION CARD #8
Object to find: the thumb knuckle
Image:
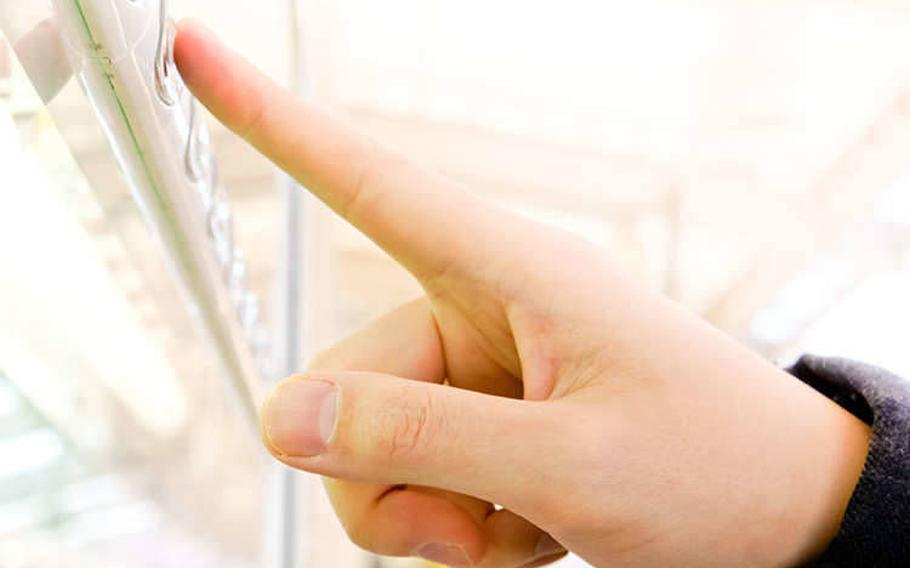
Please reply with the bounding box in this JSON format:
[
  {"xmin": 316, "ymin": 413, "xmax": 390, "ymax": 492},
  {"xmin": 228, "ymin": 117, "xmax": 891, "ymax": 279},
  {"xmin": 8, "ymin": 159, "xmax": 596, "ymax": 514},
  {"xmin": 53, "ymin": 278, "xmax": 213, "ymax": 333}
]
[{"xmin": 383, "ymin": 386, "xmax": 446, "ymax": 464}]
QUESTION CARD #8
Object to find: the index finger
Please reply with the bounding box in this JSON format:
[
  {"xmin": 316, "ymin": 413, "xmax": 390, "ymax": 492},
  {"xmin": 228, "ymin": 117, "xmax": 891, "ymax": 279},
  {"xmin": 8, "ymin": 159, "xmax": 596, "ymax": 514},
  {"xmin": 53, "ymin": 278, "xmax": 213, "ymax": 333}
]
[{"xmin": 174, "ymin": 20, "xmax": 495, "ymax": 279}]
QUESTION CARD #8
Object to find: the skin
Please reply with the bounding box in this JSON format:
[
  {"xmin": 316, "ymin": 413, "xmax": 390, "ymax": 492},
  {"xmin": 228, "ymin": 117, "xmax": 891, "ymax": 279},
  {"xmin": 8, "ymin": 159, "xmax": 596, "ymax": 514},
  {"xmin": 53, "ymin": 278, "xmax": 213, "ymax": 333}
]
[{"xmin": 174, "ymin": 21, "xmax": 871, "ymax": 568}]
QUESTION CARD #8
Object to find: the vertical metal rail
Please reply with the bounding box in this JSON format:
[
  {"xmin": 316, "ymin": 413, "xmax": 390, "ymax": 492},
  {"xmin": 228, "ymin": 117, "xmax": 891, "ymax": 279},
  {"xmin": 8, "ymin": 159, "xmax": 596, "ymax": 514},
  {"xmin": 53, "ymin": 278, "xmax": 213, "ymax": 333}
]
[
  {"xmin": 269, "ymin": 0, "xmax": 307, "ymax": 566},
  {"xmin": 278, "ymin": 181, "xmax": 304, "ymax": 568}
]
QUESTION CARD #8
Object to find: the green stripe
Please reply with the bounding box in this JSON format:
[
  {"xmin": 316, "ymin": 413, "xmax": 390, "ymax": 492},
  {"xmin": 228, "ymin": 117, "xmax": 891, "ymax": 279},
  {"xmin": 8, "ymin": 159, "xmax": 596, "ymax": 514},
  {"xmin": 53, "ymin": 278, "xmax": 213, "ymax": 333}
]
[{"xmin": 66, "ymin": 0, "xmax": 258, "ymax": 420}]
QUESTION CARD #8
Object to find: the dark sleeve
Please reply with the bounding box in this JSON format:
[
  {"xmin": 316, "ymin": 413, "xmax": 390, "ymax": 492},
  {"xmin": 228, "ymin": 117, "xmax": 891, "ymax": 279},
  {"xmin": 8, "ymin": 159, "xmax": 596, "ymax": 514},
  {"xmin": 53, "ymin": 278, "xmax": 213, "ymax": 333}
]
[{"xmin": 787, "ymin": 355, "xmax": 910, "ymax": 568}]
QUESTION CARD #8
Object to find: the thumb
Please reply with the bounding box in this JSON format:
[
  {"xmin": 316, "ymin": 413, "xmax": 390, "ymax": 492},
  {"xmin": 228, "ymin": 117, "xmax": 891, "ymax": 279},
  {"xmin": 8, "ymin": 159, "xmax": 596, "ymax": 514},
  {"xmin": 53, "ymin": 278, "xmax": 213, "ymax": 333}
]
[{"xmin": 260, "ymin": 372, "xmax": 552, "ymax": 508}]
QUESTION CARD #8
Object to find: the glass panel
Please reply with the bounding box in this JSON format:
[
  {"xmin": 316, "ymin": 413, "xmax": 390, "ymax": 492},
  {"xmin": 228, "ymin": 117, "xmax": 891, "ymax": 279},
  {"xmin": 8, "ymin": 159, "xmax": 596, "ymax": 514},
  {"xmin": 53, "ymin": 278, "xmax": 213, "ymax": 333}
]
[{"xmin": 0, "ymin": 30, "xmax": 266, "ymax": 568}]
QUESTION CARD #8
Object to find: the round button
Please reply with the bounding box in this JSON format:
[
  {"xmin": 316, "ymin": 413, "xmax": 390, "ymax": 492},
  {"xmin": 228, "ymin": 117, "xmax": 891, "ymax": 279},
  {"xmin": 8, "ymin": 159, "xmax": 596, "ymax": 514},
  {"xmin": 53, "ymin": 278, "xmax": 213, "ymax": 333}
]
[{"xmin": 154, "ymin": 16, "xmax": 181, "ymax": 106}]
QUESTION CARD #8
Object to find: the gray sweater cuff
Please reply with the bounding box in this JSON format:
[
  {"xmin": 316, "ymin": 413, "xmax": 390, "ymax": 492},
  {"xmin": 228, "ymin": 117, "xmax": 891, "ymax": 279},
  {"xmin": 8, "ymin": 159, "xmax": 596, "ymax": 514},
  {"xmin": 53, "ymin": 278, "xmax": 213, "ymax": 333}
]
[{"xmin": 787, "ymin": 355, "xmax": 910, "ymax": 567}]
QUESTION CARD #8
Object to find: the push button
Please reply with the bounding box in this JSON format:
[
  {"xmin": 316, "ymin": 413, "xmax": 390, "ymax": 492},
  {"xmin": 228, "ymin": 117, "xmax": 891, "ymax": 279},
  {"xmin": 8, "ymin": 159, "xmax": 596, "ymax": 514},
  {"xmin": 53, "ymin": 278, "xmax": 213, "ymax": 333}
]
[{"xmin": 154, "ymin": 10, "xmax": 180, "ymax": 106}]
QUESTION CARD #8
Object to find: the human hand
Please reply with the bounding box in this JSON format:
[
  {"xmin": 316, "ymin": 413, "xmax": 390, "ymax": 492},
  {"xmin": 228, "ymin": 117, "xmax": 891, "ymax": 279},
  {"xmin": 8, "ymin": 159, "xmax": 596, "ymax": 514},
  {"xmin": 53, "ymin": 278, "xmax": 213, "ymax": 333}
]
[{"xmin": 174, "ymin": 21, "xmax": 870, "ymax": 568}]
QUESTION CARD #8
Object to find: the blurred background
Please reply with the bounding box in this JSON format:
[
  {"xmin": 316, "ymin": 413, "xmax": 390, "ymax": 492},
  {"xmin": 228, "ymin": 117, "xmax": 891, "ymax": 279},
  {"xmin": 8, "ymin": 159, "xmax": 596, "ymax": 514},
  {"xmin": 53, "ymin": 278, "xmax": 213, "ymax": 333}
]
[{"xmin": 1, "ymin": 0, "xmax": 909, "ymax": 566}]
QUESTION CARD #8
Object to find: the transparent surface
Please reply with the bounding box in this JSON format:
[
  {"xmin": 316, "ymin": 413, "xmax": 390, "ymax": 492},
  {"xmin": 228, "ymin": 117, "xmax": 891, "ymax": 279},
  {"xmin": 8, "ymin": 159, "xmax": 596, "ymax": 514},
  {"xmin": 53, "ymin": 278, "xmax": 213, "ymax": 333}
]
[
  {"xmin": 0, "ymin": 33, "xmax": 266, "ymax": 568},
  {"xmin": 0, "ymin": 1, "xmax": 369, "ymax": 565}
]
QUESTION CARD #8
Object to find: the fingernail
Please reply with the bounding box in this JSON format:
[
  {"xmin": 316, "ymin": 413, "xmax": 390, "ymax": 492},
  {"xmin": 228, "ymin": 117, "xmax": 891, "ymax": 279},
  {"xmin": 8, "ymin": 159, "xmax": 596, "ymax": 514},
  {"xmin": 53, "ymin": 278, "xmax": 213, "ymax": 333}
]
[
  {"xmin": 534, "ymin": 533, "xmax": 563, "ymax": 557},
  {"xmin": 519, "ymin": 552, "xmax": 568, "ymax": 568},
  {"xmin": 415, "ymin": 543, "xmax": 472, "ymax": 566},
  {"xmin": 263, "ymin": 380, "xmax": 337, "ymax": 457},
  {"xmin": 516, "ymin": 534, "xmax": 566, "ymax": 568}
]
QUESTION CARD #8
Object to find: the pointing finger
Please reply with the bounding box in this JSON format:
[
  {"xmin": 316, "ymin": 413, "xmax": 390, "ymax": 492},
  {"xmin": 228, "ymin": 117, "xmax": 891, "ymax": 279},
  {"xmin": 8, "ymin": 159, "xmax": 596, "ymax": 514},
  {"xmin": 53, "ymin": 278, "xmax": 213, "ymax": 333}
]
[{"xmin": 174, "ymin": 20, "xmax": 505, "ymax": 281}]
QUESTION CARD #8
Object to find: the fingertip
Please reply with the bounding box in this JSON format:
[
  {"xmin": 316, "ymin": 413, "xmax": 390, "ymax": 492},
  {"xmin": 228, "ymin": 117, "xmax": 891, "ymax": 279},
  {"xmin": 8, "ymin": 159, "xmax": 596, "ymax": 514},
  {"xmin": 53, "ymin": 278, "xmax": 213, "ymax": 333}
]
[
  {"xmin": 257, "ymin": 375, "xmax": 301, "ymax": 458},
  {"xmin": 173, "ymin": 18, "xmax": 217, "ymax": 87},
  {"xmin": 172, "ymin": 17, "xmax": 283, "ymax": 144},
  {"xmin": 482, "ymin": 510, "xmax": 566, "ymax": 568},
  {"xmin": 173, "ymin": 18, "xmax": 209, "ymax": 56},
  {"xmin": 368, "ymin": 488, "xmax": 487, "ymax": 564},
  {"xmin": 172, "ymin": 18, "xmax": 197, "ymax": 64},
  {"xmin": 173, "ymin": 17, "xmax": 198, "ymax": 40},
  {"xmin": 261, "ymin": 378, "xmax": 338, "ymax": 459}
]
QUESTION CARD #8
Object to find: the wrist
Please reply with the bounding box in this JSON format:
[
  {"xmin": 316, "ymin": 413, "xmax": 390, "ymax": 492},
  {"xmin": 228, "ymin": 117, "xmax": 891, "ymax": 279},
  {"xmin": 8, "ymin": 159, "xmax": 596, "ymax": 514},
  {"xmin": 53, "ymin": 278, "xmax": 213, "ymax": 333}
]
[{"xmin": 778, "ymin": 391, "xmax": 870, "ymax": 566}]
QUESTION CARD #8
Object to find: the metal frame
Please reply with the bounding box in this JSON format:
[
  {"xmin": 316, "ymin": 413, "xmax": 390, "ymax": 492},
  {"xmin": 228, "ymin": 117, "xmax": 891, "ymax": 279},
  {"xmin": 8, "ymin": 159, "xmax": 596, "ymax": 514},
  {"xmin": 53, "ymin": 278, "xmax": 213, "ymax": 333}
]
[{"xmin": 269, "ymin": 0, "xmax": 307, "ymax": 565}]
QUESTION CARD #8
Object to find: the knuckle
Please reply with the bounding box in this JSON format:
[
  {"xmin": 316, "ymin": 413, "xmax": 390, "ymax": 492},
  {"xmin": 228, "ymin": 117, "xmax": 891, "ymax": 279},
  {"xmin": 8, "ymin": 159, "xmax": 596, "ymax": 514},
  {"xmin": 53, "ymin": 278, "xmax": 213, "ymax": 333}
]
[
  {"xmin": 343, "ymin": 517, "xmax": 378, "ymax": 553},
  {"xmin": 344, "ymin": 518, "xmax": 370, "ymax": 550},
  {"xmin": 384, "ymin": 386, "xmax": 444, "ymax": 464},
  {"xmin": 323, "ymin": 485, "xmax": 374, "ymax": 551},
  {"xmin": 338, "ymin": 139, "xmax": 384, "ymax": 221},
  {"xmin": 236, "ymin": 87, "xmax": 271, "ymax": 141}
]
